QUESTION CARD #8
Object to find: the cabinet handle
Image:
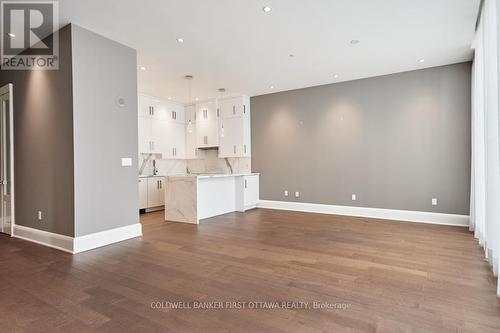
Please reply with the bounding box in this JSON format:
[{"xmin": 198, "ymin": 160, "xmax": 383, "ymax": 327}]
[
  {"xmin": 217, "ymin": 108, "xmax": 219, "ymax": 117},
  {"xmin": 245, "ymin": 179, "xmax": 247, "ymax": 189},
  {"xmin": 157, "ymin": 180, "xmax": 160, "ymax": 189},
  {"xmin": 244, "ymin": 144, "xmax": 247, "ymax": 154},
  {"xmin": 243, "ymin": 105, "xmax": 246, "ymax": 113},
  {"xmin": 234, "ymin": 145, "xmax": 236, "ymax": 154},
  {"xmin": 160, "ymin": 180, "xmax": 162, "ymax": 189},
  {"xmin": 233, "ymin": 105, "xmax": 235, "ymax": 115}
]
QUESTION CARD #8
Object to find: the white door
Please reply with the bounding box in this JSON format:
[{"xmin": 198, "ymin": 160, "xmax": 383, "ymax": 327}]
[{"xmin": 0, "ymin": 84, "xmax": 14, "ymax": 236}]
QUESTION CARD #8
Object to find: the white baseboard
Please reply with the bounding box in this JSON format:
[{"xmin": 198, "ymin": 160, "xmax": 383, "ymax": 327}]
[
  {"xmin": 258, "ymin": 200, "xmax": 470, "ymax": 227},
  {"xmin": 13, "ymin": 225, "xmax": 74, "ymax": 253},
  {"xmin": 73, "ymin": 223, "xmax": 143, "ymax": 254},
  {"xmin": 13, "ymin": 223, "xmax": 143, "ymax": 254}
]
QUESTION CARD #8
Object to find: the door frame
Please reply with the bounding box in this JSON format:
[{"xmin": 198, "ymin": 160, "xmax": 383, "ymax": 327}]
[{"xmin": 0, "ymin": 83, "xmax": 14, "ymax": 236}]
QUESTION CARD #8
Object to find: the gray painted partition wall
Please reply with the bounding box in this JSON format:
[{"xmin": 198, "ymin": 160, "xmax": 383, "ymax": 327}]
[
  {"xmin": 71, "ymin": 25, "xmax": 139, "ymax": 236},
  {"xmin": 0, "ymin": 24, "xmax": 139, "ymax": 237},
  {"xmin": 251, "ymin": 63, "xmax": 471, "ymax": 215}
]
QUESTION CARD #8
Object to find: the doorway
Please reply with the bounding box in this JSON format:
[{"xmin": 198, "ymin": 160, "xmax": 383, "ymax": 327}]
[{"xmin": 0, "ymin": 84, "xmax": 14, "ymax": 236}]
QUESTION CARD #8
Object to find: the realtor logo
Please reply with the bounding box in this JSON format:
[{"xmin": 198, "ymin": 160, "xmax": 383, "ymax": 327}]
[{"xmin": 1, "ymin": 0, "xmax": 59, "ymax": 70}]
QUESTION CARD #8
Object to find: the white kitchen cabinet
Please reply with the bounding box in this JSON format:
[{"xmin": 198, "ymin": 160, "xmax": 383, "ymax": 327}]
[
  {"xmin": 185, "ymin": 104, "xmax": 196, "ymax": 123},
  {"xmin": 185, "ymin": 123, "xmax": 205, "ymax": 159},
  {"xmin": 219, "ymin": 96, "xmax": 250, "ymax": 118},
  {"xmin": 138, "ymin": 95, "xmax": 186, "ymax": 158},
  {"xmin": 196, "ymin": 120, "xmax": 219, "ymax": 148},
  {"xmin": 243, "ymin": 175, "xmax": 259, "ymax": 209},
  {"xmin": 147, "ymin": 177, "xmax": 165, "ymax": 208},
  {"xmin": 195, "ymin": 99, "xmax": 218, "ymax": 121},
  {"xmin": 138, "ymin": 178, "xmax": 148, "ymax": 209},
  {"xmin": 218, "ymin": 113, "xmax": 251, "ymax": 158}
]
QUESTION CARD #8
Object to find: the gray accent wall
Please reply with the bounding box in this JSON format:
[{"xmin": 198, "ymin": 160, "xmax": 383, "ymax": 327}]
[
  {"xmin": 71, "ymin": 25, "xmax": 139, "ymax": 237},
  {"xmin": 251, "ymin": 63, "xmax": 471, "ymax": 215},
  {"xmin": 0, "ymin": 25, "xmax": 75, "ymax": 236}
]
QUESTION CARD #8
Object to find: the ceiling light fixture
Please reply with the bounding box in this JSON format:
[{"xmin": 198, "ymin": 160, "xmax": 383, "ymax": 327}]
[
  {"xmin": 262, "ymin": 6, "xmax": 272, "ymax": 13},
  {"xmin": 270, "ymin": 85, "xmax": 274, "ymax": 89},
  {"xmin": 418, "ymin": 58, "xmax": 425, "ymax": 63},
  {"xmin": 7, "ymin": 32, "xmax": 15, "ymax": 38},
  {"xmin": 140, "ymin": 66, "xmax": 146, "ymax": 71},
  {"xmin": 168, "ymin": 97, "xmax": 172, "ymax": 100},
  {"xmin": 195, "ymin": 97, "xmax": 199, "ymax": 101},
  {"xmin": 350, "ymin": 39, "xmax": 360, "ymax": 45},
  {"xmin": 333, "ymin": 74, "xmax": 339, "ymax": 79},
  {"xmin": 176, "ymin": 37, "xmax": 184, "ymax": 43}
]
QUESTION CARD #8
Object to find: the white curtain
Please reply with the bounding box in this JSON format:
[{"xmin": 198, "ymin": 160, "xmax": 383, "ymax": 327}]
[{"xmin": 470, "ymin": 0, "xmax": 500, "ymax": 294}]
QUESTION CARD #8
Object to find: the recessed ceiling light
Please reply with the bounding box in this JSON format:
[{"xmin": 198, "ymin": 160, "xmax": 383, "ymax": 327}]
[
  {"xmin": 195, "ymin": 97, "xmax": 199, "ymax": 101},
  {"xmin": 176, "ymin": 37, "xmax": 184, "ymax": 43},
  {"xmin": 262, "ymin": 6, "xmax": 272, "ymax": 13},
  {"xmin": 140, "ymin": 66, "xmax": 146, "ymax": 71},
  {"xmin": 168, "ymin": 97, "xmax": 172, "ymax": 100},
  {"xmin": 418, "ymin": 58, "xmax": 425, "ymax": 63},
  {"xmin": 270, "ymin": 85, "xmax": 274, "ymax": 89},
  {"xmin": 350, "ymin": 39, "xmax": 360, "ymax": 45},
  {"xmin": 7, "ymin": 32, "xmax": 15, "ymax": 38},
  {"xmin": 333, "ymin": 74, "xmax": 339, "ymax": 79}
]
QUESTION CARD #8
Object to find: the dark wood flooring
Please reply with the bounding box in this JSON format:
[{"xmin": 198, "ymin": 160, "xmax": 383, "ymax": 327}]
[{"xmin": 1, "ymin": 209, "xmax": 499, "ymax": 332}]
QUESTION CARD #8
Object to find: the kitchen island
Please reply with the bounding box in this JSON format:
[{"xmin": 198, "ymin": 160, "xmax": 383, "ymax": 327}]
[{"xmin": 165, "ymin": 173, "xmax": 259, "ymax": 224}]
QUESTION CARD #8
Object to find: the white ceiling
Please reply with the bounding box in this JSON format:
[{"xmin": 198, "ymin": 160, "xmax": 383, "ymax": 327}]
[{"xmin": 58, "ymin": 0, "xmax": 480, "ymax": 103}]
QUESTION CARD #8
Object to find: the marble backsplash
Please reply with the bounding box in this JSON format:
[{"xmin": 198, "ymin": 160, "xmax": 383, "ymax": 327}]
[
  {"xmin": 139, "ymin": 149, "xmax": 251, "ymax": 176},
  {"xmin": 186, "ymin": 149, "xmax": 251, "ymax": 174}
]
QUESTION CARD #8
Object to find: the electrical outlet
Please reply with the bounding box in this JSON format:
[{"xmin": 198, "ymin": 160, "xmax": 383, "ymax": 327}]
[
  {"xmin": 352, "ymin": 194, "xmax": 357, "ymax": 201},
  {"xmin": 295, "ymin": 191, "xmax": 300, "ymax": 198},
  {"xmin": 432, "ymin": 198, "xmax": 438, "ymax": 206},
  {"xmin": 37, "ymin": 211, "xmax": 43, "ymax": 221},
  {"xmin": 284, "ymin": 190, "xmax": 289, "ymax": 197}
]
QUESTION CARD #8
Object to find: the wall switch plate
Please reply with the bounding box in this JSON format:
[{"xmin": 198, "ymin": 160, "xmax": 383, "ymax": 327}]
[
  {"xmin": 284, "ymin": 190, "xmax": 289, "ymax": 197},
  {"xmin": 352, "ymin": 194, "xmax": 357, "ymax": 201},
  {"xmin": 37, "ymin": 211, "xmax": 42, "ymax": 221},
  {"xmin": 295, "ymin": 191, "xmax": 300, "ymax": 198},
  {"xmin": 121, "ymin": 157, "xmax": 133, "ymax": 167},
  {"xmin": 432, "ymin": 198, "xmax": 438, "ymax": 206}
]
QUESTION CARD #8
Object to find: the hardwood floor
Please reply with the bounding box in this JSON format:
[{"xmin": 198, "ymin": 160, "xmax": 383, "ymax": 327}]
[{"xmin": 1, "ymin": 209, "xmax": 499, "ymax": 332}]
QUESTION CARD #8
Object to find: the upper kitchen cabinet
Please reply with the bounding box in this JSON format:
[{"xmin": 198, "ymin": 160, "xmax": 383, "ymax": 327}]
[
  {"xmin": 219, "ymin": 96, "xmax": 250, "ymax": 119},
  {"xmin": 195, "ymin": 99, "xmax": 219, "ymax": 148},
  {"xmin": 218, "ymin": 96, "xmax": 251, "ymax": 158},
  {"xmin": 138, "ymin": 94, "xmax": 186, "ymax": 159},
  {"xmin": 185, "ymin": 104, "xmax": 197, "ymax": 123},
  {"xmin": 138, "ymin": 94, "xmax": 184, "ymax": 122},
  {"xmin": 219, "ymin": 116, "xmax": 251, "ymax": 158},
  {"xmin": 195, "ymin": 99, "xmax": 218, "ymax": 122}
]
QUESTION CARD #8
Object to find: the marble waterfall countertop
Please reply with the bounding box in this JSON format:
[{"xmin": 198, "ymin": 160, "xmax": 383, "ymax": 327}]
[
  {"xmin": 168, "ymin": 173, "xmax": 259, "ymax": 179},
  {"xmin": 165, "ymin": 173, "xmax": 260, "ymax": 224}
]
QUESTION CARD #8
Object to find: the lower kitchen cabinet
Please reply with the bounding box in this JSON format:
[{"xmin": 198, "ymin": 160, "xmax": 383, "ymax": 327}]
[
  {"xmin": 139, "ymin": 176, "xmax": 166, "ymax": 210},
  {"xmin": 138, "ymin": 178, "xmax": 148, "ymax": 209},
  {"xmin": 236, "ymin": 174, "xmax": 260, "ymax": 212}
]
